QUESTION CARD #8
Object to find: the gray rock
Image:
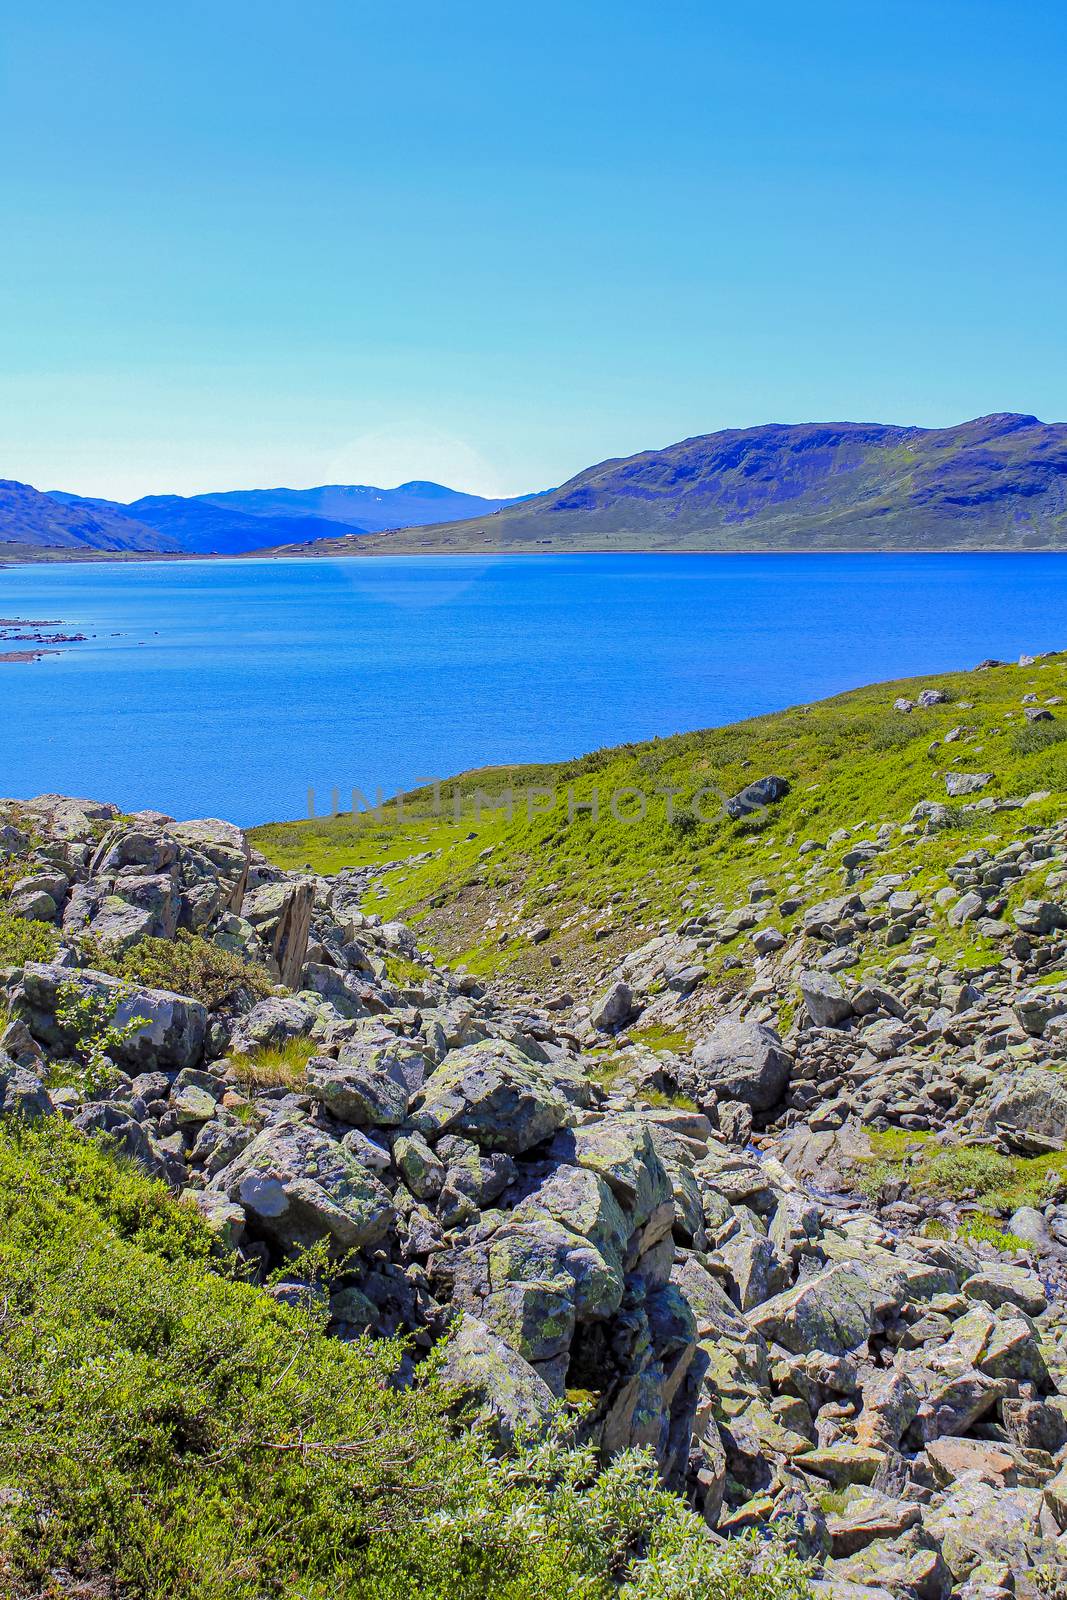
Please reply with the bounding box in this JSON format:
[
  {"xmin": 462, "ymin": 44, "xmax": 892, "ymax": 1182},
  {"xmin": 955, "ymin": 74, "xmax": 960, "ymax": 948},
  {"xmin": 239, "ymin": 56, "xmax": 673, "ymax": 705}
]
[
  {"xmin": 962, "ymin": 1264, "xmax": 1047, "ymax": 1317},
  {"xmin": 799, "ymin": 970, "xmax": 853, "ymax": 1027},
  {"xmin": 210, "ymin": 1119, "xmax": 394, "ymax": 1254},
  {"xmin": 19, "ymin": 962, "xmax": 207, "ymax": 1073},
  {"xmin": 589, "ymin": 979, "xmax": 634, "ymax": 1033},
  {"xmin": 691, "ymin": 1018, "xmax": 792, "ymax": 1111},
  {"xmin": 306, "ymin": 1053, "xmax": 410, "ymax": 1126},
  {"xmin": 945, "ymin": 773, "xmax": 992, "ymax": 798},
  {"xmin": 978, "ymin": 1067, "xmax": 1067, "ymax": 1153},
  {"xmin": 229, "ymin": 996, "xmax": 319, "ymax": 1055},
  {"xmin": 724, "ymin": 774, "xmax": 790, "ymax": 819},
  {"xmin": 747, "ymin": 1263, "xmax": 891, "ymax": 1355},
  {"xmin": 412, "ymin": 1039, "xmax": 578, "ymax": 1154},
  {"xmin": 242, "ymin": 879, "xmax": 315, "ymax": 988},
  {"xmin": 437, "ymin": 1312, "xmax": 557, "ymax": 1443},
  {"xmin": 547, "ymin": 1116, "xmax": 673, "ymax": 1229},
  {"xmin": 948, "ymin": 892, "xmax": 985, "ymax": 927},
  {"xmin": 0, "ymin": 1053, "xmax": 54, "ymax": 1120}
]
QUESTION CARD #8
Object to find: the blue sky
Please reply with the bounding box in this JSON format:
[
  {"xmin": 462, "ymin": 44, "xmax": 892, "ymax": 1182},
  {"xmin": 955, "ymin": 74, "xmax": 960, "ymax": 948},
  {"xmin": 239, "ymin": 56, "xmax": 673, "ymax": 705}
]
[{"xmin": 2, "ymin": 0, "xmax": 1065, "ymax": 500}]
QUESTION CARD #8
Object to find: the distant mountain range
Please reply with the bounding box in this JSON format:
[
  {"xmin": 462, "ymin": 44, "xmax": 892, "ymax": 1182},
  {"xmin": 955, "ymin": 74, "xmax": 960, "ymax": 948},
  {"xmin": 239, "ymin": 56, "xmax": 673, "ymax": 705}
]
[
  {"xmin": 258, "ymin": 413, "xmax": 1067, "ymax": 557},
  {"xmin": 5, "ymin": 415, "xmax": 1067, "ymax": 559},
  {"xmin": 4, "ymin": 481, "xmax": 525, "ymax": 556},
  {"xmin": 0, "ymin": 481, "xmax": 180, "ymax": 554}
]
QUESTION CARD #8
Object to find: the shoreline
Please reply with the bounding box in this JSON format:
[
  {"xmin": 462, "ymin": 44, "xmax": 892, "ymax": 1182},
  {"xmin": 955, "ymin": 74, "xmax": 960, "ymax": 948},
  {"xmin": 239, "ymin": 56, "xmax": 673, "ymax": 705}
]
[{"xmin": 5, "ymin": 542, "xmax": 1067, "ymax": 569}]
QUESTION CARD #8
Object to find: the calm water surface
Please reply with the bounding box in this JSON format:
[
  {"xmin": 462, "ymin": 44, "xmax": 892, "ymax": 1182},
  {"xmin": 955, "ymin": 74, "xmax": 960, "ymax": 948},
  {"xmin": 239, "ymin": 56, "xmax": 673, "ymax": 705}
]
[{"xmin": 2, "ymin": 553, "xmax": 1065, "ymax": 826}]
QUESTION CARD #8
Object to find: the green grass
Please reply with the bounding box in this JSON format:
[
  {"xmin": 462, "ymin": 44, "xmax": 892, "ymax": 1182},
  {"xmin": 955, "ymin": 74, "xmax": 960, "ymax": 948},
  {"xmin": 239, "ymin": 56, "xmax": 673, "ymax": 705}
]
[
  {"xmin": 231, "ymin": 1034, "xmax": 320, "ymax": 1091},
  {"xmin": 382, "ymin": 952, "xmax": 434, "ymax": 989},
  {"xmin": 857, "ymin": 1127, "xmax": 1067, "ymax": 1245},
  {"xmin": 640, "ymin": 1088, "xmax": 699, "ymax": 1112},
  {"xmin": 250, "ymin": 658, "xmax": 1067, "ymax": 989},
  {"xmin": 0, "ymin": 1117, "xmax": 813, "ymax": 1600},
  {"xmin": 956, "ymin": 1217, "xmax": 1033, "ymax": 1254},
  {"xmin": 628, "ymin": 1025, "xmax": 692, "ymax": 1054}
]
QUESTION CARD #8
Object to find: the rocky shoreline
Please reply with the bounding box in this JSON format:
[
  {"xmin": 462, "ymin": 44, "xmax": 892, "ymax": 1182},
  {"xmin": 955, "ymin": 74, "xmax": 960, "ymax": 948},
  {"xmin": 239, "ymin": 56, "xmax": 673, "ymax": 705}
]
[
  {"xmin": 0, "ymin": 616, "xmax": 87, "ymax": 664},
  {"xmin": 4, "ymin": 785, "xmax": 1067, "ymax": 1596}
]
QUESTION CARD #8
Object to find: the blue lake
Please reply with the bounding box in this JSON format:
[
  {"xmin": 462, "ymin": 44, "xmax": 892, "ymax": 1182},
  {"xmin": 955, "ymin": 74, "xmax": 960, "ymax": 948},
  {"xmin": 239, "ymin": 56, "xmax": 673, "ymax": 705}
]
[{"xmin": 2, "ymin": 553, "xmax": 1066, "ymax": 826}]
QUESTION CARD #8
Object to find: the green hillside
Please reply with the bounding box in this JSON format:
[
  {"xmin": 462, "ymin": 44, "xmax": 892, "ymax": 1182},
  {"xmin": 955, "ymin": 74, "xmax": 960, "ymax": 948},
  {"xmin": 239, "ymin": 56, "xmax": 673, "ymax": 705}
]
[
  {"xmin": 252, "ymin": 654, "xmax": 1067, "ymax": 993},
  {"xmin": 253, "ymin": 415, "xmax": 1067, "ymax": 556}
]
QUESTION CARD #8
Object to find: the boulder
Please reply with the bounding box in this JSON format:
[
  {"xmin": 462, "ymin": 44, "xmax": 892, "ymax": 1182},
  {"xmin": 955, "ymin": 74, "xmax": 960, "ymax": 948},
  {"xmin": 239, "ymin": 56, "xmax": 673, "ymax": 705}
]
[
  {"xmin": 166, "ymin": 817, "xmax": 251, "ymax": 911},
  {"xmin": 724, "ymin": 774, "xmax": 790, "ymax": 819},
  {"xmin": 944, "ymin": 773, "xmax": 992, "ymax": 798},
  {"xmin": 799, "ymin": 970, "xmax": 853, "ymax": 1027},
  {"xmin": 0, "ymin": 1053, "xmax": 54, "ymax": 1120},
  {"xmin": 747, "ymin": 1264, "xmax": 890, "ymax": 1355},
  {"xmin": 546, "ymin": 1116, "xmax": 674, "ymax": 1230},
  {"xmin": 437, "ymin": 1312, "xmax": 557, "ymax": 1443},
  {"xmin": 306, "ymin": 1054, "xmax": 410, "ymax": 1126},
  {"xmin": 977, "ymin": 1067, "xmax": 1067, "ymax": 1154},
  {"xmin": 412, "ymin": 1039, "xmax": 578, "ymax": 1154},
  {"xmin": 589, "ymin": 980, "xmax": 634, "ymax": 1033},
  {"xmin": 242, "ymin": 879, "xmax": 315, "ymax": 988},
  {"xmin": 691, "ymin": 1018, "xmax": 792, "ymax": 1111},
  {"xmin": 1013, "ymin": 984, "xmax": 1067, "ymax": 1038},
  {"xmin": 210, "ymin": 1119, "xmax": 394, "ymax": 1255},
  {"xmin": 228, "ymin": 996, "xmax": 319, "ymax": 1055},
  {"xmin": 18, "ymin": 963, "xmax": 207, "ymax": 1073}
]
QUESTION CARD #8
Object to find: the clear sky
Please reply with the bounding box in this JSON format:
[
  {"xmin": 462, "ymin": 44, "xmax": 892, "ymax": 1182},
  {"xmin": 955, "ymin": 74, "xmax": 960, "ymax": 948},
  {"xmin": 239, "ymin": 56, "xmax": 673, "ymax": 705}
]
[{"xmin": 2, "ymin": 0, "xmax": 1065, "ymax": 501}]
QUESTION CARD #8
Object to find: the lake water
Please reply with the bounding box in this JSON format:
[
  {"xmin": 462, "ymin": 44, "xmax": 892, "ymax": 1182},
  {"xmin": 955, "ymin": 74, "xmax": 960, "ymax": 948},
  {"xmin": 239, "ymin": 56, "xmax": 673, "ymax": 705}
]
[{"xmin": 2, "ymin": 553, "xmax": 1065, "ymax": 827}]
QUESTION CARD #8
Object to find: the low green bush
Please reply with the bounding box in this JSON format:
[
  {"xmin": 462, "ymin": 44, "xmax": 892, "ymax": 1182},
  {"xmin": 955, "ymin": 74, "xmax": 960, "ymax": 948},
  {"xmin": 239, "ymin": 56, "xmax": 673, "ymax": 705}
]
[
  {"xmin": 0, "ymin": 906, "xmax": 60, "ymax": 968},
  {"xmin": 0, "ymin": 1119, "xmax": 812, "ymax": 1600},
  {"xmin": 84, "ymin": 929, "xmax": 274, "ymax": 1011}
]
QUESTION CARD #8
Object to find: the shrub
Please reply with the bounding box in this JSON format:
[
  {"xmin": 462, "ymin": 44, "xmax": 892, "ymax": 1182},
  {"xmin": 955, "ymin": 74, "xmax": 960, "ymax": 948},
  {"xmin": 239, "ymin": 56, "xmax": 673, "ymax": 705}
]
[
  {"xmin": 55, "ymin": 980, "xmax": 149, "ymax": 1095},
  {"xmin": 85, "ymin": 930, "xmax": 274, "ymax": 1011},
  {"xmin": 917, "ymin": 1146, "xmax": 1017, "ymax": 1200},
  {"xmin": 0, "ymin": 906, "xmax": 60, "ymax": 968},
  {"xmin": 0, "ymin": 1119, "xmax": 813, "ymax": 1600}
]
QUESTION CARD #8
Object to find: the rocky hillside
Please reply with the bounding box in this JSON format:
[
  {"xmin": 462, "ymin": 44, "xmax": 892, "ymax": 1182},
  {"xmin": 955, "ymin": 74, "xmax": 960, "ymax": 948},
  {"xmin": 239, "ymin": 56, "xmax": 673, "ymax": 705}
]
[
  {"xmin": 7, "ymin": 657, "xmax": 1067, "ymax": 1592},
  {"xmin": 267, "ymin": 414, "xmax": 1067, "ymax": 555}
]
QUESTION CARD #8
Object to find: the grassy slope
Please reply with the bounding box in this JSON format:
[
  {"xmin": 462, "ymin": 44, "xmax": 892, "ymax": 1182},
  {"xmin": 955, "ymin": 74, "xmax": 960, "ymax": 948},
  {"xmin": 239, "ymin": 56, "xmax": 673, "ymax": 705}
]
[
  {"xmin": 252, "ymin": 656, "xmax": 1067, "ymax": 994},
  {"xmin": 0, "ymin": 1120, "xmax": 811, "ymax": 1600}
]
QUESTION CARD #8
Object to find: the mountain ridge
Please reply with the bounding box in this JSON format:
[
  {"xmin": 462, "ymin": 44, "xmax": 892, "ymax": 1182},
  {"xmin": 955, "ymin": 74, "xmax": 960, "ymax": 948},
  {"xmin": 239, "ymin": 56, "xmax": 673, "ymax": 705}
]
[
  {"xmin": 11, "ymin": 480, "xmax": 525, "ymax": 556},
  {"xmin": 9, "ymin": 414, "xmax": 1067, "ymax": 557},
  {"xmin": 255, "ymin": 412, "xmax": 1067, "ymax": 556}
]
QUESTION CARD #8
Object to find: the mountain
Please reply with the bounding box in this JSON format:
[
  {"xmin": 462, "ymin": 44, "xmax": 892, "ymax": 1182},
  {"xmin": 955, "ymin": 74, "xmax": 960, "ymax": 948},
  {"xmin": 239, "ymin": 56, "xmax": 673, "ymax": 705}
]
[
  {"xmin": 37, "ymin": 480, "xmax": 526, "ymax": 555},
  {"xmin": 0, "ymin": 481, "xmax": 179, "ymax": 553},
  {"xmin": 196, "ymin": 480, "xmax": 523, "ymax": 532},
  {"xmin": 290, "ymin": 413, "xmax": 1067, "ymax": 555},
  {"xmin": 123, "ymin": 496, "xmax": 359, "ymax": 556}
]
